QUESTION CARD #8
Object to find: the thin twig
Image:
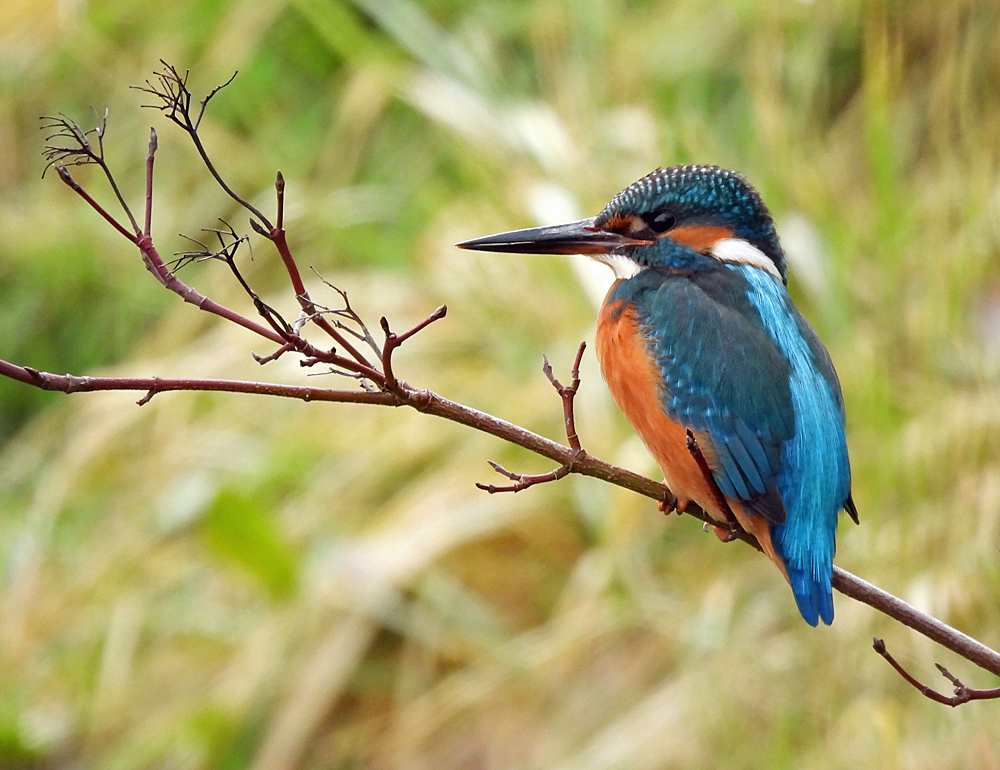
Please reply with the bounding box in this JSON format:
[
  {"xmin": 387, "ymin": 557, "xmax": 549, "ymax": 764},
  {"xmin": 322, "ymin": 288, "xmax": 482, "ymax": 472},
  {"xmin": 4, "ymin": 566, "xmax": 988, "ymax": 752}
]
[
  {"xmin": 52, "ymin": 165, "xmax": 136, "ymax": 242},
  {"xmin": 54, "ymin": 146, "xmax": 382, "ymax": 380},
  {"xmin": 41, "ymin": 111, "xmax": 141, "ymax": 235},
  {"xmin": 380, "ymin": 306, "xmax": 448, "ymax": 391},
  {"xmin": 311, "ymin": 269, "xmax": 382, "ymax": 357},
  {"xmin": 254, "ymin": 173, "xmax": 378, "ymax": 369},
  {"xmin": 872, "ymin": 638, "xmax": 1000, "ymax": 706},
  {"xmin": 133, "ymin": 62, "xmax": 273, "ymax": 229},
  {"xmin": 135, "ymin": 63, "xmax": 382, "ymax": 373},
  {"xmin": 144, "ymin": 128, "xmax": 156, "ymax": 237},
  {"xmin": 478, "ymin": 347, "xmax": 590, "ymax": 495},
  {"xmin": 476, "ymin": 459, "xmax": 577, "ymax": 493},
  {"xmin": 833, "ymin": 572, "xmax": 1000, "ymax": 678},
  {"xmin": 253, "ymin": 344, "xmax": 294, "ymax": 365},
  {"xmin": 542, "ymin": 341, "xmax": 586, "ymax": 451},
  {"xmin": 176, "ymin": 221, "xmax": 298, "ymax": 340},
  {"xmin": 52, "ymin": 158, "xmax": 298, "ymax": 343},
  {"xmin": 685, "ymin": 429, "xmax": 740, "ymax": 539}
]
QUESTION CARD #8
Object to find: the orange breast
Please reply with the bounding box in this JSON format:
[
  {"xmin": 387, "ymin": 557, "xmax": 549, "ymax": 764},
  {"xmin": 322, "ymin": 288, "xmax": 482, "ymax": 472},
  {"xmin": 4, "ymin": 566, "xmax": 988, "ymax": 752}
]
[{"xmin": 595, "ymin": 284, "xmax": 725, "ymax": 520}]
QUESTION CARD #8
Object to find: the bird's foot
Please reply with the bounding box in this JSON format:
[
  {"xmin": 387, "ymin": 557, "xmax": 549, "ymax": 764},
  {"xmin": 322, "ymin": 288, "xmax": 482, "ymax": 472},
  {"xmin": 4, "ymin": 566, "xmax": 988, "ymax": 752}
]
[
  {"xmin": 659, "ymin": 492, "xmax": 688, "ymax": 515},
  {"xmin": 703, "ymin": 522, "xmax": 739, "ymax": 543}
]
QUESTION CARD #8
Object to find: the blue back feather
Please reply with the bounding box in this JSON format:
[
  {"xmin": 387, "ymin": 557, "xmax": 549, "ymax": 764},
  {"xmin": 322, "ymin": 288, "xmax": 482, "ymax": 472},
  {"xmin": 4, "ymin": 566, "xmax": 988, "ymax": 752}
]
[{"xmin": 737, "ymin": 267, "xmax": 851, "ymax": 626}]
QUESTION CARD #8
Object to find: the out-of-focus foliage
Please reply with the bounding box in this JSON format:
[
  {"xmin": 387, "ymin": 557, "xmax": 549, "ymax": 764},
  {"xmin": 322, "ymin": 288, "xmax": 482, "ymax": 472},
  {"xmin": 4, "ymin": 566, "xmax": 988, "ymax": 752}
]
[{"xmin": 1, "ymin": 1, "xmax": 999, "ymax": 768}]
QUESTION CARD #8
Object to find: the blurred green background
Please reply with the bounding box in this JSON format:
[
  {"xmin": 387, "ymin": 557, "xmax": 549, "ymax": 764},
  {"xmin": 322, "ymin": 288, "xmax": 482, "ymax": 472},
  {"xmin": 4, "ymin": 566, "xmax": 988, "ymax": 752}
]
[{"xmin": 1, "ymin": 0, "xmax": 999, "ymax": 767}]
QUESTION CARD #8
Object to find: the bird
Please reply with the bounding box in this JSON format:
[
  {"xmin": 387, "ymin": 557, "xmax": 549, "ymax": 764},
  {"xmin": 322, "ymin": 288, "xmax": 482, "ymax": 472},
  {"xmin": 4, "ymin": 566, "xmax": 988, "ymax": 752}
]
[{"xmin": 457, "ymin": 165, "xmax": 857, "ymax": 626}]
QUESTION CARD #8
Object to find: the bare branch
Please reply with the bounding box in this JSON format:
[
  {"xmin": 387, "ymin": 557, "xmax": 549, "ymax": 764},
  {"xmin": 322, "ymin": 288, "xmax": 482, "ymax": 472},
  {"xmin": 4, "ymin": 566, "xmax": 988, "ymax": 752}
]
[
  {"xmin": 40, "ymin": 112, "xmax": 102, "ymax": 174},
  {"xmin": 541, "ymin": 341, "xmax": 586, "ymax": 451},
  {"xmin": 195, "ymin": 70, "xmax": 238, "ymax": 130},
  {"xmin": 252, "ymin": 344, "xmax": 294, "ymax": 365},
  {"xmin": 133, "ymin": 63, "xmax": 382, "ymax": 374},
  {"xmin": 476, "ymin": 458, "xmax": 576, "ymax": 493},
  {"xmin": 310, "ymin": 269, "xmax": 381, "ymax": 357},
  {"xmin": 0, "ymin": 359, "xmax": 396, "ymax": 405},
  {"xmin": 41, "ymin": 110, "xmax": 141, "ymax": 234},
  {"xmin": 172, "ymin": 223, "xmax": 247, "ymax": 270},
  {"xmin": 275, "ymin": 169, "xmax": 285, "ymax": 230},
  {"xmin": 144, "ymin": 127, "xmax": 156, "ymax": 237},
  {"xmin": 477, "ymin": 347, "xmax": 589, "ymax": 496},
  {"xmin": 872, "ymin": 638, "xmax": 1000, "ymax": 706},
  {"xmin": 52, "ymin": 164, "xmax": 137, "ymax": 242},
  {"xmin": 132, "ymin": 61, "xmax": 273, "ymax": 229},
  {"xmin": 836, "ymin": 574, "xmax": 1000, "ymax": 678}
]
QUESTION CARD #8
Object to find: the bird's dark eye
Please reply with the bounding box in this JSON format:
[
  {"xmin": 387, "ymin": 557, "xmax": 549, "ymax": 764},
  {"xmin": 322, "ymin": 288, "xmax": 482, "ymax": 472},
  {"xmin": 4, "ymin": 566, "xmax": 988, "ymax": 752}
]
[{"xmin": 642, "ymin": 209, "xmax": 677, "ymax": 233}]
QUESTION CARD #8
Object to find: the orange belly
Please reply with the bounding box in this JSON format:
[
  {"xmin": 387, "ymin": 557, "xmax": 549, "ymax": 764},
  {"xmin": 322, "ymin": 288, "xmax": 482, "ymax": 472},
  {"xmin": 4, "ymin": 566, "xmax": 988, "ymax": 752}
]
[{"xmin": 595, "ymin": 283, "xmax": 785, "ymax": 574}]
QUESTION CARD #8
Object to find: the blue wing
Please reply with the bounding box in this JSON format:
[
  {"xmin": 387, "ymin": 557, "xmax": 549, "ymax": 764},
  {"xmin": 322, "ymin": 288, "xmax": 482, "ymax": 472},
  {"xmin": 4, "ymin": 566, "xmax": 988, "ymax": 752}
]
[{"xmin": 624, "ymin": 267, "xmax": 796, "ymax": 524}]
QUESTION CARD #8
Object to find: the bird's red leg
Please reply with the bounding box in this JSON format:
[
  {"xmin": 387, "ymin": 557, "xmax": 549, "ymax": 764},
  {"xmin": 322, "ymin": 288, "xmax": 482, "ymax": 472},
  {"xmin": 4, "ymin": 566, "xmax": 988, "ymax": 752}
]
[
  {"xmin": 685, "ymin": 429, "xmax": 742, "ymax": 542},
  {"xmin": 658, "ymin": 491, "xmax": 679, "ymax": 514}
]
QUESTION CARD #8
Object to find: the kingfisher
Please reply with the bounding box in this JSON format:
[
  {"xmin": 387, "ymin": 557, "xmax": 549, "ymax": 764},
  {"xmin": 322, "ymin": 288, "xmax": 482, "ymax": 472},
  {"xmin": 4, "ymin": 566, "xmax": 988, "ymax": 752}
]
[{"xmin": 457, "ymin": 165, "xmax": 857, "ymax": 626}]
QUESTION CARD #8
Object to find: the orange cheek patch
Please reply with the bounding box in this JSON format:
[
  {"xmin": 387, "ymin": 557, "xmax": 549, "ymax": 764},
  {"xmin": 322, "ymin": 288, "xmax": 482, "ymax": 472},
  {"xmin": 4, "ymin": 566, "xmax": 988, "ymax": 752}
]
[{"xmin": 666, "ymin": 225, "xmax": 734, "ymax": 254}]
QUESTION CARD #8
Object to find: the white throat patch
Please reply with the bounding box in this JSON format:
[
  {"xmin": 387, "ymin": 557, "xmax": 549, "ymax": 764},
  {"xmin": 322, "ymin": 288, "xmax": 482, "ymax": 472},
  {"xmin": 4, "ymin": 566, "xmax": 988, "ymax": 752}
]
[
  {"xmin": 710, "ymin": 238, "xmax": 782, "ymax": 280},
  {"xmin": 588, "ymin": 252, "xmax": 647, "ymax": 280}
]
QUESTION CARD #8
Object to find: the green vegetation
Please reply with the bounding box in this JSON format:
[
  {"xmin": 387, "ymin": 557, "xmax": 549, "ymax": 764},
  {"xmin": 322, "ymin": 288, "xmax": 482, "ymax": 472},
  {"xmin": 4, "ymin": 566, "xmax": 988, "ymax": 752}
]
[{"xmin": 1, "ymin": 0, "xmax": 998, "ymax": 767}]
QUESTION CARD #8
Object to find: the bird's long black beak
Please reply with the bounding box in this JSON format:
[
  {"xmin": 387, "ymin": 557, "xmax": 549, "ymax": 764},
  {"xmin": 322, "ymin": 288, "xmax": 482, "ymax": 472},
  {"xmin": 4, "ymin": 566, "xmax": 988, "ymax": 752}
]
[{"xmin": 456, "ymin": 217, "xmax": 644, "ymax": 255}]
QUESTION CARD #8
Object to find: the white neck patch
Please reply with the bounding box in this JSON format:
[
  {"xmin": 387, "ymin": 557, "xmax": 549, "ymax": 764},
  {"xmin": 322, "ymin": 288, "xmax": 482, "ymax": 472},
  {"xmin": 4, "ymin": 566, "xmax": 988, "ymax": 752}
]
[
  {"xmin": 710, "ymin": 238, "xmax": 782, "ymax": 280},
  {"xmin": 583, "ymin": 237, "xmax": 781, "ymax": 282},
  {"xmin": 588, "ymin": 252, "xmax": 647, "ymax": 280}
]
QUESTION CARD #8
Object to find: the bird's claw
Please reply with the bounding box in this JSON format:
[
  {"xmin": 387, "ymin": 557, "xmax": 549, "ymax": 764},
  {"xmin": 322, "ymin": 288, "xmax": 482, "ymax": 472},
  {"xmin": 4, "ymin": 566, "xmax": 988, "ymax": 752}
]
[
  {"xmin": 658, "ymin": 492, "xmax": 689, "ymax": 515},
  {"xmin": 703, "ymin": 522, "xmax": 739, "ymax": 542}
]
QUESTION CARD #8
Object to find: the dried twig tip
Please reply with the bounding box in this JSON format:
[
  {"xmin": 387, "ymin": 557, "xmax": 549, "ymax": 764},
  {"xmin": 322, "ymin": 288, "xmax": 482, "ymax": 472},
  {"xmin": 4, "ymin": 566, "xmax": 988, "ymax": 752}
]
[{"xmin": 571, "ymin": 340, "xmax": 587, "ymax": 377}]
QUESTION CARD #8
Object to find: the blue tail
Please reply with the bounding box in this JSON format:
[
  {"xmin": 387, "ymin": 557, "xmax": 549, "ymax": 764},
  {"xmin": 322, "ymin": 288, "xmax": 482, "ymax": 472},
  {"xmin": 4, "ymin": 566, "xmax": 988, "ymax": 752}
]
[
  {"xmin": 787, "ymin": 565, "xmax": 834, "ymax": 627},
  {"xmin": 774, "ymin": 500, "xmax": 840, "ymax": 626}
]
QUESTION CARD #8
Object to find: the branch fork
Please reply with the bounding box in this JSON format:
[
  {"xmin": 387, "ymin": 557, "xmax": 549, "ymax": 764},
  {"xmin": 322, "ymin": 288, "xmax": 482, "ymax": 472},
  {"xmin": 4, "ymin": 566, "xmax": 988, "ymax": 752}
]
[
  {"xmin": 477, "ymin": 342, "xmax": 589, "ymax": 494},
  {"xmin": 873, "ymin": 638, "xmax": 1000, "ymax": 706},
  {"xmin": 41, "ymin": 64, "xmax": 446, "ymax": 405},
  {"xmin": 380, "ymin": 305, "xmax": 448, "ymax": 393}
]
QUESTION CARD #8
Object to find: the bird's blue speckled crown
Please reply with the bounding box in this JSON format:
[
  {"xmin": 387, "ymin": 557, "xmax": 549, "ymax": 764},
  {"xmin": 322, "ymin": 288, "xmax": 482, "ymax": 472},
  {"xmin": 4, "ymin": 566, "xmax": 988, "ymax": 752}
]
[{"xmin": 596, "ymin": 165, "xmax": 787, "ymax": 280}]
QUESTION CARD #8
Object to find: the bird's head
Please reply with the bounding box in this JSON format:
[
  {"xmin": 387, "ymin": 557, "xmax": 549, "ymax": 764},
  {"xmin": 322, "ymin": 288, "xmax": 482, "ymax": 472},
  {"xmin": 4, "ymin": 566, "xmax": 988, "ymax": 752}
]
[{"xmin": 458, "ymin": 165, "xmax": 787, "ymax": 284}]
